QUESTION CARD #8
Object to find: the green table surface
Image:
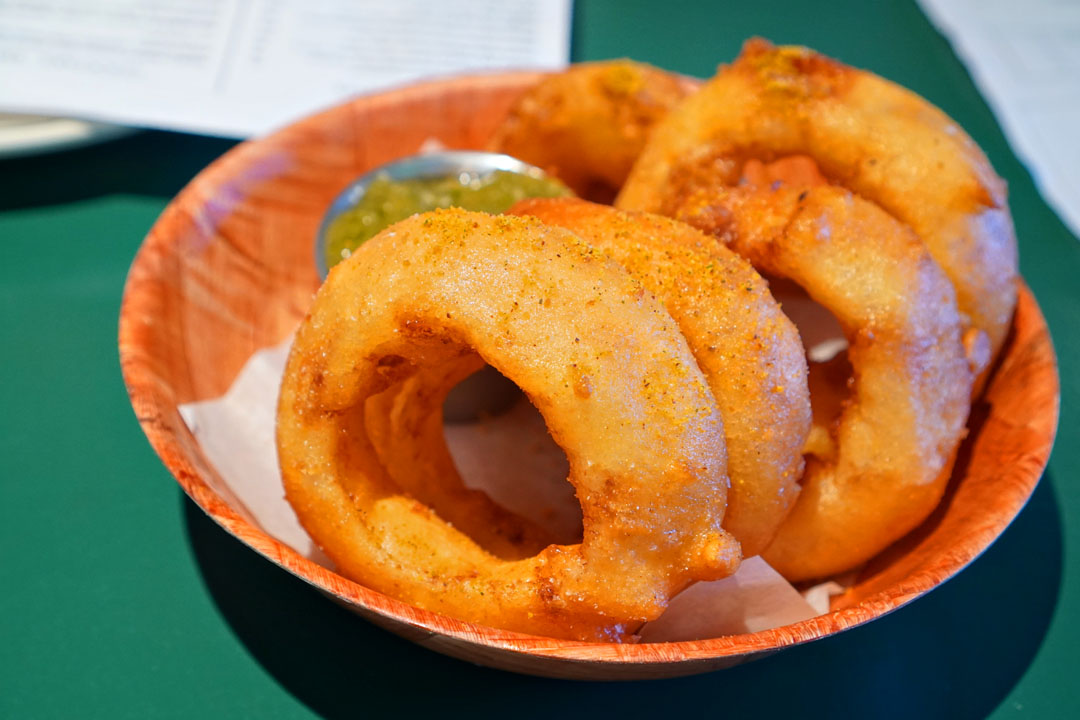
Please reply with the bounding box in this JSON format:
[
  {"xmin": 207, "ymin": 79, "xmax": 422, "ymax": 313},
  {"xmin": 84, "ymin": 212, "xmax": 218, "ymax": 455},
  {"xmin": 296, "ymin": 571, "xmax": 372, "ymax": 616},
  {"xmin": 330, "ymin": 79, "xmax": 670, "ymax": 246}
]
[{"xmin": 2, "ymin": 1, "xmax": 1076, "ymax": 717}]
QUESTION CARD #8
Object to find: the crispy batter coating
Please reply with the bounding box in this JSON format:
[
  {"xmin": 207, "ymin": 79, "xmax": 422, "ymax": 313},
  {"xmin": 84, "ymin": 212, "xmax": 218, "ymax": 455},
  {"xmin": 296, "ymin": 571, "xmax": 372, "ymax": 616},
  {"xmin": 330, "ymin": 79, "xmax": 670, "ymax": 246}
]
[
  {"xmin": 489, "ymin": 60, "xmax": 694, "ymax": 201},
  {"xmin": 618, "ymin": 39, "xmax": 1017, "ymax": 370},
  {"xmin": 277, "ymin": 209, "xmax": 741, "ymax": 641},
  {"xmin": 673, "ymin": 185, "xmax": 974, "ymax": 581},
  {"xmin": 508, "ymin": 198, "xmax": 810, "ymax": 557}
]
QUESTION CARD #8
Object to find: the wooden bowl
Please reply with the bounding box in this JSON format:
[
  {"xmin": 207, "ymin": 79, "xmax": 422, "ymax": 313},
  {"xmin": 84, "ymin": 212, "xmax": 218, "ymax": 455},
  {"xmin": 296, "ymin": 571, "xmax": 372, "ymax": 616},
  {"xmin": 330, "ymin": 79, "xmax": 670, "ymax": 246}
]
[{"xmin": 119, "ymin": 72, "xmax": 1059, "ymax": 680}]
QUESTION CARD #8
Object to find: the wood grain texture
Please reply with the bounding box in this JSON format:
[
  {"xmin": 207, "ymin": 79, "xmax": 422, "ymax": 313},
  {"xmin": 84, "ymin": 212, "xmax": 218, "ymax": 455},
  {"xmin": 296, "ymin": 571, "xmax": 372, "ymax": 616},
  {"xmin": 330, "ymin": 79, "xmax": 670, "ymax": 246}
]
[{"xmin": 118, "ymin": 72, "xmax": 1059, "ymax": 680}]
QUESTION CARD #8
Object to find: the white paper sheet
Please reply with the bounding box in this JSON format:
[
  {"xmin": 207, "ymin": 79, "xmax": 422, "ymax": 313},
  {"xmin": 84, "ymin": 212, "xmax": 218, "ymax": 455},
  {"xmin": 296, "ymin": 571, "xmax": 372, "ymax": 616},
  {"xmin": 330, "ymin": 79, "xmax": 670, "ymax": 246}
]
[
  {"xmin": 0, "ymin": 0, "xmax": 571, "ymax": 138},
  {"xmin": 179, "ymin": 338, "xmax": 829, "ymax": 641},
  {"xmin": 919, "ymin": 0, "xmax": 1080, "ymax": 239}
]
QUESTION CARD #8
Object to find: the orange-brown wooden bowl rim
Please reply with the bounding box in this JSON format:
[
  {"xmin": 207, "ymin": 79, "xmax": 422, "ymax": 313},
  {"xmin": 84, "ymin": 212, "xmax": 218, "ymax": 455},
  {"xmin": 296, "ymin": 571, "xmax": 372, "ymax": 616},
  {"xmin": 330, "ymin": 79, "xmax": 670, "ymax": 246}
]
[{"xmin": 118, "ymin": 70, "xmax": 1060, "ymax": 671}]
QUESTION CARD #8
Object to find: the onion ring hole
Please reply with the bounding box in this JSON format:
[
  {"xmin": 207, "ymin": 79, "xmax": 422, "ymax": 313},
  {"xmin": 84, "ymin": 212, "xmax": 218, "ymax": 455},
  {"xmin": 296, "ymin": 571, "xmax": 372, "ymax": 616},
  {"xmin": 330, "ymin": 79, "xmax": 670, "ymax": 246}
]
[
  {"xmin": 764, "ymin": 276, "xmax": 852, "ymax": 462},
  {"xmin": 442, "ymin": 369, "xmax": 583, "ymax": 548}
]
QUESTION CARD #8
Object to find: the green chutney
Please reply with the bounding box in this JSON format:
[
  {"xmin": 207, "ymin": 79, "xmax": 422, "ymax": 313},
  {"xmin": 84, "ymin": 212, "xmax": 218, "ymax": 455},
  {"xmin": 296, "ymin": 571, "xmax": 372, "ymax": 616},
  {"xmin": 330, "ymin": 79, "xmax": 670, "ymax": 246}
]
[{"xmin": 324, "ymin": 169, "xmax": 571, "ymax": 270}]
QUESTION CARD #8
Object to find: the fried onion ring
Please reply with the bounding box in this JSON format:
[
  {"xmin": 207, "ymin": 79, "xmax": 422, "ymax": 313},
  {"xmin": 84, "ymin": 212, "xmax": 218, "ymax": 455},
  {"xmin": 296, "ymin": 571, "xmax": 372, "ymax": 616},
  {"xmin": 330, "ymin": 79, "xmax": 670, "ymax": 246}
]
[
  {"xmin": 672, "ymin": 185, "xmax": 974, "ymax": 581},
  {"xmin": 490, "ymin": 60, "xmax": 694, "ymax": 202},
  {"xmin": 508, "ymin": 198, "xmax": 810, "ymax": 557},
  {"xmin": 618, "ymin": 39, "xmax": 1017, "ymax": 368},
  {"xmin": 277, "ymin": 208, "xmax": 740, "ymax": 641}
]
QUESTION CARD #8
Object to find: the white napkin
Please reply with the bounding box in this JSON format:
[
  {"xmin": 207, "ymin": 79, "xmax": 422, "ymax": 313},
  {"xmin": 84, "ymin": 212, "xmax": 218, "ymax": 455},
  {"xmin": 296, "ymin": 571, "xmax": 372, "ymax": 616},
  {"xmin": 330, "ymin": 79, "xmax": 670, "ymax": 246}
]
[{"xmin": 919, "ymin": 0, "xmax": 1080, "ymax": 239}]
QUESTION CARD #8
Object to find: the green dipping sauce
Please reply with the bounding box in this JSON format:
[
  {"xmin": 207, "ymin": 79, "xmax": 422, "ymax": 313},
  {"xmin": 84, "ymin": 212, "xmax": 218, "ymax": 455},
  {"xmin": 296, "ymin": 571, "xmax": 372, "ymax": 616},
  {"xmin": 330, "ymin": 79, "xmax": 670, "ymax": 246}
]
[{"xmin": 324, "ymin": 169, "xmax": 572, "ymax": 270}]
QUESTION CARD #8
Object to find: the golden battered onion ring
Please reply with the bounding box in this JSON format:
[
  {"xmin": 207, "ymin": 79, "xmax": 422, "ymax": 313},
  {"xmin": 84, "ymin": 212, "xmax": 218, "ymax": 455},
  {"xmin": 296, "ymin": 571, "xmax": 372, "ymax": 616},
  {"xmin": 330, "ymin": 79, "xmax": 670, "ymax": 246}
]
[
  {"xmin": 490, "ymin": 60, "xmax": 694, "ymax": 201},
  {"xmin": 507, "ymin": 198, "xmax": 810, "ymax": 557},
  {"xmin": 672, "ymin": 185, "xmax": 974, "ymax": 582},
  {"xmin": 618, "ymin": 39, "xmax": 1018, "ymax": 367},
  {"xmin": 277, "ymin": 208, "xmax": 741, "ymax": 641}
]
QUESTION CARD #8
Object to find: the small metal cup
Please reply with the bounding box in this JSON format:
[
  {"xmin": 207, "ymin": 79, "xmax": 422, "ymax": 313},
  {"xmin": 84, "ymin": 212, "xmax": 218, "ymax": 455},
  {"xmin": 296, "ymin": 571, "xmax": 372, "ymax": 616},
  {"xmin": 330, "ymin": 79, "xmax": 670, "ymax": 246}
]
[{"xmin": 315, "ymin": 150, "xmax": 547, "ymax": 279}]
